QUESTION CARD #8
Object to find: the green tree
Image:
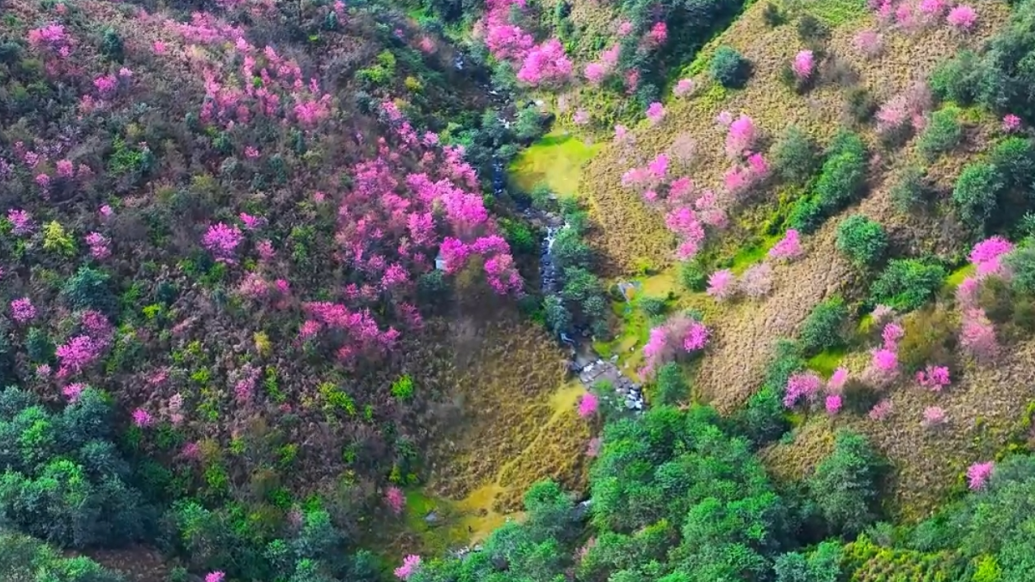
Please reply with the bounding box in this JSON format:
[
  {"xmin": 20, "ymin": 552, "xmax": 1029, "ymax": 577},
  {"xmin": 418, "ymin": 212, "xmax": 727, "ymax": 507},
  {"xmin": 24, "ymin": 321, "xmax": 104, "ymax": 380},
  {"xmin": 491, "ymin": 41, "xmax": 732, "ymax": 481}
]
[{"xmin": 809, "ymin": 431, "xmax": 884, "ymax": 536}]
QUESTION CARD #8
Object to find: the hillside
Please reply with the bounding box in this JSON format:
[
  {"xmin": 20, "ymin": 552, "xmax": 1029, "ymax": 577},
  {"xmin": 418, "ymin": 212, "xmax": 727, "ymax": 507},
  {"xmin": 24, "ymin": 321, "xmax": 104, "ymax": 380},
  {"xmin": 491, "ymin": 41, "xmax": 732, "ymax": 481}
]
[{"xmin": 4, "ymin": 0, "xmax": 1035, "ymax": 580}]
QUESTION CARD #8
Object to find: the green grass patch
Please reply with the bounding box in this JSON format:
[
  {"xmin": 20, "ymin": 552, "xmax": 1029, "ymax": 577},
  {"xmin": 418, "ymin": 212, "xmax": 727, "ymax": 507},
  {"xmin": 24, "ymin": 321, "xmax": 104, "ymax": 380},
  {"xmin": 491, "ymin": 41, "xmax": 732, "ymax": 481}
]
[
  {"xmin": 806, "ymin": 347, "xmax": 847, "ymax": 377},
  {"xmin": 945, "ymin": 263, "xmax": 975, "ymax": 289},
  {"xmin": 508, "ymin": 130, "xmax": 601, "ymax": 197},
  {"xmin": 798, "ymin": 0, "xmax": 868, "ymax": 26}
]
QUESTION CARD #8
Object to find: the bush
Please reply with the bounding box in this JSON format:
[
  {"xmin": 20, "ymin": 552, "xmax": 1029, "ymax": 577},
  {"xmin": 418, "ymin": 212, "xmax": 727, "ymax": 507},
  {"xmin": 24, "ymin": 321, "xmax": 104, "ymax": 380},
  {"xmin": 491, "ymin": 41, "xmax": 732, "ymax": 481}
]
[
  {"xmin": 772, "ymin": 125, "xmax": 819, "ymax": 183},
  {"xmin": 836, "ymin": 215, "xmax": 888, "ymax": 268},
  {"xmin": 762, "ymin": 2, "xmax": 787, "ymax": 26},
  {"xmin": 890, "ymin": 165, "xmax": 928, "ymax": 212},
  {"xmin": 989, "ymin": 136, "xmax": 1035, "ymax": 192},
  {"xmin": 930, "ymin": 51, "xmax": 981, "ymax": 105},
  {"xmin": 845, "ymin": 87, "xmax": 878, "ymax": 123},
  {"xmin": 788, "ymin": 196, "xmax": 825, "ymax": 234},
  {"xmin": 809, "ymin": 430, "xmax": 884, "ymax": 536},
  {"xmin": 653, "ymin": 362, "xmax": 689, "ymax": 406},
  {"xmin": 0, "ymin": 387, "xmax": 151, "ymax": 548},
  {"xmin": 639, "ymin": 296, "xmax": 667, "ymax": 317},
  {"xmin": 0, "ymin": 529, "xmax": 125, "ymax": 582},
  {"xmin": 797, "ymin": 15, "xmax": 830, "ymax": 47},
  {"xmin": 799, "ymin": 297, "xmax": 849, "ymax": 356},
  {"xmin": 710, "ymin": 46, "xmax": 751, "ymax": 88},
  {"xmin": 774, "ymin": 541, "xmax": 843, "ymax": 582},
  {"xmin": 552, "ymin": 227, "xmax": 592, "ymax": 271},
  {"xmin": 918, "ymin": 107, "xmax": 963, "ymax": 160},
  {"xmin": 544, "ymin": 295, "xmax": 572, "ymax": 334},
  {"xmin": 679, "ymin": 260, "xmax": 708, "ymax": 292},
  {"xmin": 869, "ymin": 259, "xmax": 946, "ymax": 312},
  {"xmin": 61, "ymin": 267, "xmax": 116, "ymax": 316},
  {"xmin": 952, "ymin": 163, "xmax": 1004, "ymax": 232},
  {"xmin": 734, "ymin": 385, "xmax": 788, "ymax": 446},
  {"xmin": 1005, "ymin": 246, "xmax": 1035, "ymax": 294},
  {"xmin": 896, "ymin": 306, "xmax": 957, "ymax": 373},
  {"xmin": 765, "ymin": 338, "xmax": 805, "ymax": 392},
  {"xmin": 814, "ymin": 131, "xmax": 867, "ymax": 215}
]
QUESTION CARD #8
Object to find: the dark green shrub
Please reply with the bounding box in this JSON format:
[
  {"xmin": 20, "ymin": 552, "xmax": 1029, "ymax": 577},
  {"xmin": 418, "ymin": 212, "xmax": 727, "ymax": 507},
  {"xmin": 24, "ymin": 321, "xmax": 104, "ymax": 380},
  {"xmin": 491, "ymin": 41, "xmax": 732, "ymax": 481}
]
[
  {"xmin": 788, "ymin": 196, "xmax": 825, "ymax": 234},
  {"xmin": 0, "ymin": 387, "xmax": 151, "ymax": 548},
  {"xmin": 552, "ymin": 227, "xmax": 592, "ymax": 271},
  {"xmin": 544, "ymin": 295, "xmax": 572, "ymax": 334},
  {"xmin": 1005, "ymin": 246, "xmax": 1035, "ymax": 294},
  {"xmin": 989, "ymin": 136, "xmax": 1035, "ymax": 191},
  {"xmin": 679, "ymin": 260, "xmax": 708, "ymax": 292},
  {"xmin": 918, "ymin": 107, "xmax": 963, "ymax": 160},
  {"xmin": 61, "ymin": 267, "xmax": 116, "ymax": 316},
  {"xmin": 653, "ymin": 362, "xmax": 689, "ymax": 406},
  {"xmin": 890, "ymin": 165, "xmax": 928, "ymax": 212},
  {"xmin": 952, "ymin": 163, "xmax": 1003, "ymax": 232},
  {"xmin": 772, "ymin": 125, "xmax": 819, "ymax": 183},
  {"xmin": 813, "ymin": 131, "xmax": 867, "ymax": 217},
  {"xmin": 24, "ymin": 328, "xmax": 55, "ymax": 364},
  {"xmin": 101, "ymin": 28, "xmax": 124, "ymax": 63},
  {"xmin": 835, "ymin": 215, "xmax": 888, "ymax": 268},
  {"xmin": 710, "ymin": 46, "xmax": 751, "ymax": 88},
  {"xmin": 929, "ymin": 51, "xmax": 981, "ymax": 105},
  {"xmin": 499, "ymin": 218, "xmax": 535, "ymax": 254},
  {"xmin": 774, "ymin": 541, "xmax": 843, "ymax": 582},
  {"xmin": 799, "ymin": 297, "xmax": 848, "ymax": 356},
  {"xmin": 764, "ymin": 338, "xmax": 805, "ymax": 392},
  {"xmin": 797, "ymin": 14, "xmax": 829, "ymax": 47},
  {"xmin": 0, "ymin": 529, "xmax": 125, "ymax": 582},
  {"xmin": 846, "ymin": 87, "xmax": 878, "ymax": 123},
  {"xmin": 809, "ymin": 430, "xmax": 884, "ymax": 536},
  {"xmin": 734, "ymin": 385, "xmax": 788, "ymax": 446},
  {"xmin": 639, "ymin": 296, "xmax": 667, "ymax": 317},
  {"xmin": 762, "ymin": 2, "xmax": 787, "ymax": 26},
  {"xmin": 869, "ymin": 259, "xmax": 946, "ymax": 312},
  {"xmin": 416, "ymin": 271, "xmax": 451, "ymax": 305}
]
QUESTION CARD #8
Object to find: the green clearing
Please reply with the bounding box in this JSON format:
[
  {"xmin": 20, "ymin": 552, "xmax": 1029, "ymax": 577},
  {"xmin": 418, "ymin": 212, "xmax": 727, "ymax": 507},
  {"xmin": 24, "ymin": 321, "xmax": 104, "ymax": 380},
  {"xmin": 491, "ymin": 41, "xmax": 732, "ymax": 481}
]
[
  {"xmin": 807, "ymin": 347, "xmax": 848, "ymax": 377},
  {"xmin": 508, "ymin": 131, "xmax": 602, "ymax": 197}
]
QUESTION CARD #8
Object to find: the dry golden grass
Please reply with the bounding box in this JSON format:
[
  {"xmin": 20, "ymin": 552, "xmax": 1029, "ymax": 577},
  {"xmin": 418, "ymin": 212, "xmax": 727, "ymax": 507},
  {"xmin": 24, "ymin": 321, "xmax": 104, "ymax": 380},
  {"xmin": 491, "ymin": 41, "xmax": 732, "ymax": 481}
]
[{"xmin": 763, "ymin": 337, "xmax": 1035, "ymax": 521}]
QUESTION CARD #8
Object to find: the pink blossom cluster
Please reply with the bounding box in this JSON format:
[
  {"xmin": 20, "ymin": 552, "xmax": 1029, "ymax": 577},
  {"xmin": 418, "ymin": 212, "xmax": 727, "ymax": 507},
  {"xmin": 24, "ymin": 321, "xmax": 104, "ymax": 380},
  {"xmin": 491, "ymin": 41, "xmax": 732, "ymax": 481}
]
[
  {"xmin": 577, "ymin": 392, "xmax": 599, "ymax": 418},
  {"xmin": 725, "ymin": 115, "xmax": 758, "ymax": 158},
  {"xmin": 646, "ymin": 102, "xmax": 666, "ymax": 125},
  {"xmin": 960, "ymin": 308, "xmax": 998, "ymax": 363},
  {"xmin": 784, "ymin": 371, "xmax": 822, "ymax": 408},
  {"xmin": 707, "ymin": 269, "xmax": 737, "ymax": 301},
  {"xmin": 395, "ymin": 555, "xmax": 421, "ymax": 580},
  {"xmin": 584, "ymin": 44, "xmax": 621, "ymax": 85},
  {"xmin": 947, "ymin": 5, "xmax": 978, "ymax": 30},
  {"xmin": 673, "ymin": 78, "xmax": 694, "ymax": 98},
  {"xmin": 516, "ymin": 39, "xmax": 572, "ymax": 86},
  {"xmin": 869, "ymin": 399, "xmax": 892, "ymax": 420},
  {"xmin": 303, "ymin": 301, "xmax": 401, "ymax": 361},
  {"xmin": 916, "ymin": 365, "xmax": 950, "ymax": 391},
  {"xmin": 202, "ymin": 223, "xmax": 244, "ymax": 263},
  {"xmin": 10, "ymin": 298, "xmax": 36, "ymax": 323},
  {"xmin": 968, "ymin": 236, "xmax": 1014, "ymax": 278},
  {"xmin": 384, "ymin": 486, "xmax": 405, "ymax": 515},
  {"xmin": 966, "ymin": 461, "xmax": 994, "ymax": 490},
  {"xmin": 85, "ymin": 232, "xmax": 111, "ymax": 260},
  {"xmin": 881, "ymin": 322, "xmax": 904, "ymax": 350},
  {"xmin": 723, "ymin": 153, "xmax": 770, "ymax": 196},
  {"xmin": 922, "ymin": 405, "xmax": 947, "ymax": 427},
  {"xmin": 205, "ymin": 572, "xmax": 225, "ymax": 582},
  {"xmin": 641, "ymin": 314, "xmax": 710, "ymax": 376},
  {"xmin": 768, "ymin": 229, "xmax": 803, "ymax": 262},
  {"xmin": 853, "ymin": 30, "xmax": 883, "ymax": 57},
  {"xmin": 132, "ymin": 408, "xmax": 154, "ymax": 428},
  {"xmin": 791, "ymin": 50, "xmax": 815, "ymax": 81},
  {"xmin": 56, "ymin": 335, "xmax": 103, "ymax": 379},
  {"xmin": 875, "ymin": 83, "xmax": 932, "ymax": 139},
  {"xmin": 1003, "ymin": 114, "xmax": 1022, "ymax": 133},
  {"xmin": 7, "ymin": 209, "xmax": 34, "ymax": 235}
]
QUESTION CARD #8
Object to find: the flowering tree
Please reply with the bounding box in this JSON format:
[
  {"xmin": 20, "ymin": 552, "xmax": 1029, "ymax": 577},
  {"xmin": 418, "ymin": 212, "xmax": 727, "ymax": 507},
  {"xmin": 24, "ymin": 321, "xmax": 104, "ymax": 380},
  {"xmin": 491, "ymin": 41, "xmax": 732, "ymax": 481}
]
[
  {"xmin": 769, "ymin": 229, "xmax": 803, "ymax": 262},
  {"xmin": 641, "ymin": 314, "xmax": 709, "ymax": 376},
  {"xmin": 784, "ymin": 371, "xmax": 822, "ymax": 408}
]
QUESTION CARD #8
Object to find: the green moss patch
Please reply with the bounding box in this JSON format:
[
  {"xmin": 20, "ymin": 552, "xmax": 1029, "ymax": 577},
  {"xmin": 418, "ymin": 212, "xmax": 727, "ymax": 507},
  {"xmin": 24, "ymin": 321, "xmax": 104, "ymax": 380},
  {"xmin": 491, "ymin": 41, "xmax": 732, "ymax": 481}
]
[{"xmin": 509, "ymin": 131, "xmax": 602, "ymax": 197}]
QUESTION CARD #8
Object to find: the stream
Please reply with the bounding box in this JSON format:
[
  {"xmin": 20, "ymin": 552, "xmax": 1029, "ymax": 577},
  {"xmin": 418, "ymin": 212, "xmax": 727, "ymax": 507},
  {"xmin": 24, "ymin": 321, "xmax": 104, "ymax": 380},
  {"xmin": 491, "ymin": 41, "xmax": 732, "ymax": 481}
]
[{"xmin": 491, "ymin": 158, "xmax": 646, "ymax": 413}]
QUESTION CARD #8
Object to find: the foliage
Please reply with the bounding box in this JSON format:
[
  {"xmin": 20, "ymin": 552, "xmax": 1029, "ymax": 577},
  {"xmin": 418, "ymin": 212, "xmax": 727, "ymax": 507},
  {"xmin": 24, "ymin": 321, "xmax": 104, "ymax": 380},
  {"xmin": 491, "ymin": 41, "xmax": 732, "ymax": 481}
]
[
  {"xmin": 953, "ymin": 163, "xmax": 1004, "ymax": 233},
  {"xmin": 836, "ymin": 215, "xmax": 888, "ymax": 268},
  {"xmin": 896, "ymin": 306, "xmax": 958, "ymax": 374},
  {"xmin": 771, "ymin": 125, "xmax": 819, "ymax": 183},
  {"xmin": 929, "ymin": 50, "xmax": 982, "ymax": 105},
  {"xmin": 61, "ymin": 267, "xmax": 116, "ymax": 317},
  {"xmin": 710, "ymin": 46, "xmax": 751, "ymax": 88},
  {"xmin": 653, "ymin": 362, "xmax": 689, "ymax": 405},
  {"xmin": 799, "ymin": 297, "xmax": 848, "ymax": 356},
  {"xmin": 809, "ymin": 431, "xmax": 885, "ymax": 537},
  {"xmin": 734, "ymin": 385, "xmax": 789, "ymax": 447},
  {"xmin": 792, "ymin": 131, "xmax": 867, "ymax": 233},
  {"xmin": 0, "ymin": 386, "xmax": 152, "ymax": 548},
  {"xmin": 889, "ymin": 165, "xmax": 928, "ymax": 212},
  {"xmin": 870, "ymin": 259, "xmax": 946, "ymax": 312},
  {"xmin": 1005, "ymin": 246, "xmax": 1035, "ymax": 294},
  {"xmin": 918, "ymin": 106, "xmax": 963, "ymax": 160},
  {"xmin": 679, "ymin": 260, "xmax": 709, "ymax": 292},
  {"xmin": 0, "ymin": 528, "xmax": 125, "ymax": 582}
]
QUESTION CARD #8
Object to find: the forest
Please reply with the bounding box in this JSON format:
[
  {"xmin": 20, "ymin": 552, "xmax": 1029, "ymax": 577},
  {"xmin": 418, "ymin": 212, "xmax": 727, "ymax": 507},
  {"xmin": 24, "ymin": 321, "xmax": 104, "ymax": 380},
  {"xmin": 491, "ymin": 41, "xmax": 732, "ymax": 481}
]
[{"xmin": 2, "ymin": 0, "xmax": 1035, "ymax": 580}]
